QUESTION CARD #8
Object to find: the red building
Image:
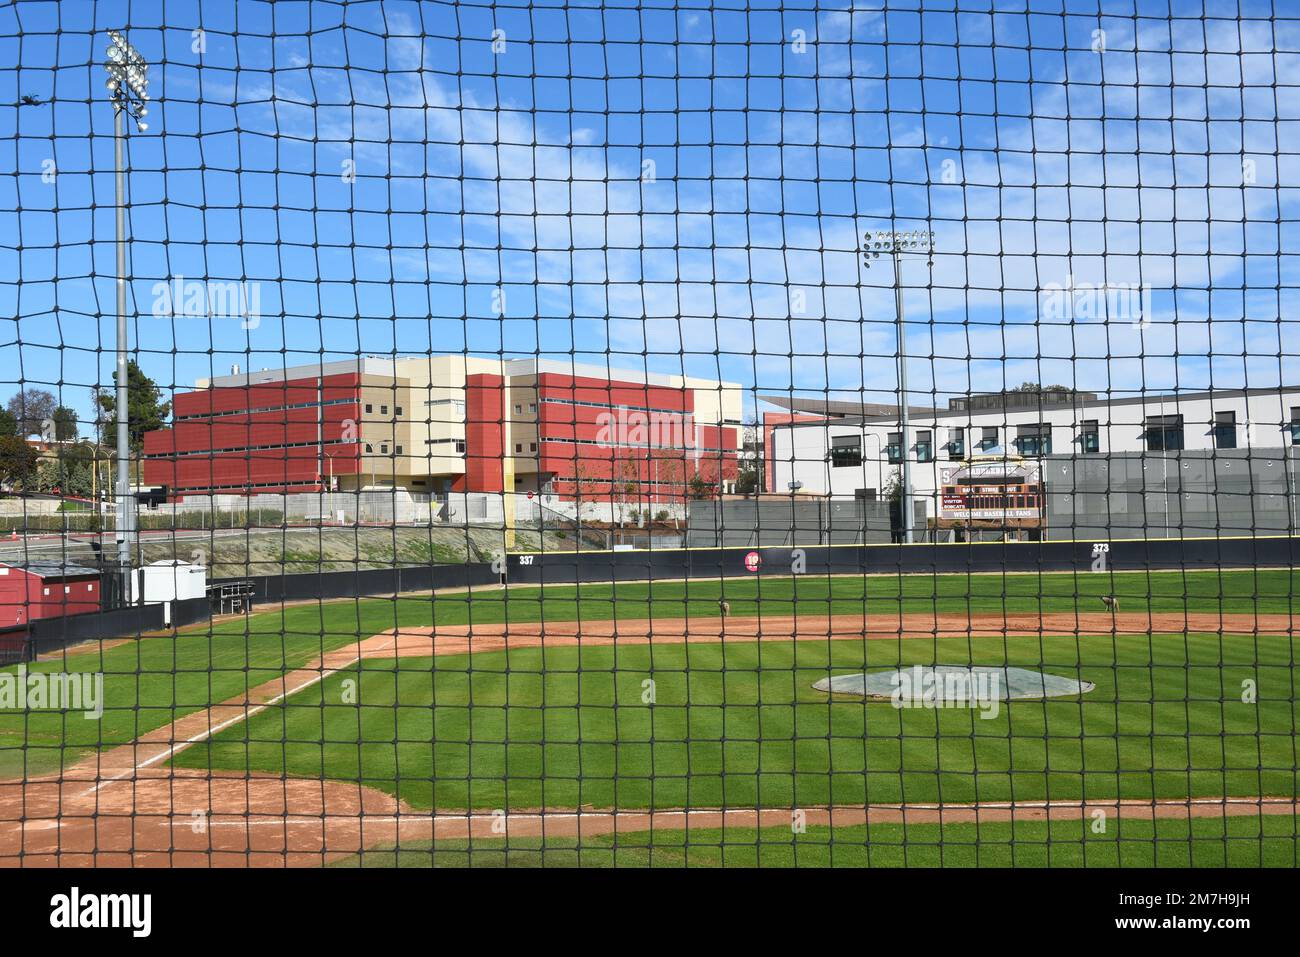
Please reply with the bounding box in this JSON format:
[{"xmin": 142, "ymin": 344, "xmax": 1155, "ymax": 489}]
[
  {"xmin": 143, "ymin": 368, "xmax": 363, "ymax": 496},
  {"xmin": 0, "ymin": 562, "xmax": 102, "ymax": 628},
  {"xmin": 143, "ymin": 357, "xmax": 743, "ymax": 505}
]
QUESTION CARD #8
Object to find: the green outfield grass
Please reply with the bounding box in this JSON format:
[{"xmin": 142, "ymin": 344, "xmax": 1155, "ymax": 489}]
[
  {"xmin": 461, "ymin": 567, "xmax": 1300, "ymax": 621},
  {"xmin": 2, "ymin": 566, "xmax": 1296, "ymax": 781},
  {"xmin": 331, "ymin": 814, "xmax": 1300, "ymax": 868},
  {"xmin": 172, "ymin": 633, "xmax": 1300, "ymax": 812}
]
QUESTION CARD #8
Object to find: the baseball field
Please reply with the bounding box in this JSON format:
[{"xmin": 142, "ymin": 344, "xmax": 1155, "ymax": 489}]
[{"xmin": 1, "ymin": 566, "xmax": 1297, "ymax": 866}]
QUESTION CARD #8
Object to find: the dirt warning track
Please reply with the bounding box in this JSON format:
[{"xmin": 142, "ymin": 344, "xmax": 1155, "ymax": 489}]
[{"xmin": 0, "ymin": 611, "xmax": 1294, "ymax": 866}]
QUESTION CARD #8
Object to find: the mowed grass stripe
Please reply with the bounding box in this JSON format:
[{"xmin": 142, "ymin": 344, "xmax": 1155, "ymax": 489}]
[
  {"xmin": 385, "ymin": 567, "xmax": 1300, "ymax": 623},
  {"xmin": 331, "ymin": 815, "xmax": 1300, "ymax": 868},
  {"xmin": 3, "ymin": 566, "xmax": 1295, "ymax": 779},
  {"xmin": 172, "ymin": 633, "xmax": 1300, "ymax": 812}
]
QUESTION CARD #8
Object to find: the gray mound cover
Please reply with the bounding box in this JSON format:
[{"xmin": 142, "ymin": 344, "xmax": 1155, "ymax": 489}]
[{"xmin": 813, "ymin": 665, "xmax": 1095, "ymax": 700}]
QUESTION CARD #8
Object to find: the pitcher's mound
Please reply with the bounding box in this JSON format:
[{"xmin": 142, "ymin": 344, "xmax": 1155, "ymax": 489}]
[{"xmin": 814, "ymin": 665, "xmax": 1095, "ymax": 700}]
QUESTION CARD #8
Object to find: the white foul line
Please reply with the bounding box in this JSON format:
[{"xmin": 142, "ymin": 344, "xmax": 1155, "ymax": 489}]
[{"xmin": 77, "ymin": 639, "xmax": 393, "ymax": 798}]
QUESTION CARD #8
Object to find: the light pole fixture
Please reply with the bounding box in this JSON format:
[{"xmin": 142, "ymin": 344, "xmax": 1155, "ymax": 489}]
[
  {"xmin": 863, "ymin": 229, "xmax": 935, "ymax": 544},
  {"xmin": 104, "ymin": 30, "xmax": 150, "ymax": 600}
]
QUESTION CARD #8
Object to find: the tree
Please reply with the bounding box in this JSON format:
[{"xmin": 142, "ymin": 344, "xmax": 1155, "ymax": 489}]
[
  {"xmin": 93, "ymin": 361, "xmax": 172, "ymax": 453},
  {"xmin": 571, "ymin": 460, "xmax": 598, "ymax": 525},
  {"xmin": 611, "ymin": 455, "xmax": 639, "ymax": 526},
  {"xmin": 883, "ymin": 468, "xmax": 902, "ymax": 503},
  {"xmin": 688, "ymin": 472, "xmax": 714, "ymax": 500},
  {"xmin": 1009, "ymin": 382, "xmax": 1071, "ymax": 394},
  {"xmin": 36, "ymin": 441, "xmax": 98, "ymax": 498},
  {"xmin": 6, "ymin": 388, "xmax": 57, "ymax": 438},
  {"xmin": 647, "ymin": 449, "xmax": 687, "ymax": 527},
  {"xmin": 50, "ymin": 405, "xmax": 79, "ymax": 441},
  {"xmin": 0, "ymin": 410, "xmax": 38, "ymax": 488},
  {"xmin": 33, "ymin": 456, "xmax": 93, "ymax": 498},
  {"xmin": 883, "ymin": 468, "xmax": 905, "ymax": 544},
  {"xmin": 732, "ymin": 422, "xmax": 762, "ymax": 496}
]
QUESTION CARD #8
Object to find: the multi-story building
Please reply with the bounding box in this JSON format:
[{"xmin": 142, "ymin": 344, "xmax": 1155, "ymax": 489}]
[
  {"xmin": 142, "ymin": 356, "xmax": 744, "ymax": 505},
  {"xmin": 770, "ymin": 385, "xmax": 1300, "ymax": 534}
]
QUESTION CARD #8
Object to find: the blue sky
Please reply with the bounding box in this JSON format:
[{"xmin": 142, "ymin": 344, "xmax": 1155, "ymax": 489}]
[{"xmin": 0, "ymin": 0, "xmax": 1297, "ymax": 434}]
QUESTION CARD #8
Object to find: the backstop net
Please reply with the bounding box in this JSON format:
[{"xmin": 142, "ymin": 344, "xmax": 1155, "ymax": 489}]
[{"xmin": 0, "ymin": 0, "xmax": 1295, "ymax": 868}]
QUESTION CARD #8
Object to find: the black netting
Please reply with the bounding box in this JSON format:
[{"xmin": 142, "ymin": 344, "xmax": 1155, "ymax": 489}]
[{"xmin": 0, "ymin": 0, "xmax": 1295, "ymax": 870}]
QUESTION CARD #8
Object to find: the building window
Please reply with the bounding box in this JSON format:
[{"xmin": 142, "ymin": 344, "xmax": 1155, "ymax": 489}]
[
  {"xmin": 1080, "ymin": 420, "xmax": 1100, "ymax": 454},
  {"xmin": 395, "ymin": 445, "xmax": 403, "ymax": 455},
  {"xmin": 381, "ymin": 405, "xmax": 388, "ymax": 415},
  {"xmin": 365, "ymin": 404, "xmax": 373, "ymax": 414},
  {"xmin": 886, "ymin": 432, "xmax": 903, "ymax": 464},
  {"xmin": 1144, "ymin": 414, "xmax": 1184, "ymax": 451},
  {"xmin": 380, "ymin": 444, "xmax": 389, "ymax": 454},
  {"xmin": 428, "ymin": 437, "xmax": 468, "ymax": 455},
  {"xmin": 528, "ymin": 403, "xmax": 537, "ymax": 413},
  {"xmin": 830, "ymin": 434, "xmax": 862, "ymax": 468},
  {"xmin": 947, "ymin": 427, "xmax": 965, "ymax": 460},
  {"xmin": 979, "ymin": 427, "xmax": 998, "ymax": 451},
  {"xmin": 426, "ymin": 398, "xmax": 466, "ymax": 418},
  {"xmin": 514, "ymin": 404, "xmax": 522, "ymax": 415},
  {"xmin": 1014, "ymin": 423, "xmax": 1051, "ymax": 457},
  {"xmin": 855, "ymin": 488, "xmax": 877, "ymax": 502},
  {"xmin": 514, "ymin": 442, "xmax": 523, "ymax": 453},
  {"xmin": 395, "ymin": 406, "xmax": 403, "ymax": 416},
  {"xmin": 365, "ymin": 443, "xmax": 373, "ymax": 453},
  {"xmin": 916, "ymin": 430, "xmax": 934, "ymax": 462},
  {"xmin": 1214, "ymin": 411, "xmax": 1237, "ymax": 449},
  {"xmin": 529, "ymin": 442, "xmax": 537, "ymax": 453}
]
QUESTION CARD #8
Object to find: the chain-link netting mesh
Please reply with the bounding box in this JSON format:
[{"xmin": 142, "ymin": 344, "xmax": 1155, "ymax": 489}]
[{"xmin": 0, "ymin": 0, "xmax": 1296, "ymax": 868}]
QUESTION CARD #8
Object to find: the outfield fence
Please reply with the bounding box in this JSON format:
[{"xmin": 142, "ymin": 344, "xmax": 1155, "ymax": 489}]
[{"xmin": 506, "ymin": 535, "xmax": 1300, "ymax": 585}]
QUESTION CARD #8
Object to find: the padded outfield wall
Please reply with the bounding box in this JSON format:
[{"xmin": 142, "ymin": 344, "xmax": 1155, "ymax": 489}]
[{"xmin": 506, "ymin": 535, "xmax": 1300, "ymax": 585}]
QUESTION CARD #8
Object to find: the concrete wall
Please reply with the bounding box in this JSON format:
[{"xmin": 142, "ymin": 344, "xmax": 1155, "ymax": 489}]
[
  {"xmin": 687, "ymin": 497, "xmax": 925, "ymax": 547},
  {"xmin": 762, "ymin": 448, "xmax": 1300, "ymax": 543},
  {"xmin": 1044, "ymin": 449, "xmax": 1298, "ymax": 540}
]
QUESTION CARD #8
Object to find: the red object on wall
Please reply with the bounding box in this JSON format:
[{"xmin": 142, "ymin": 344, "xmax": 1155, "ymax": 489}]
[
  {"xmin": 0, "ymin": 562, "xmax": 102, "ymax": 628},
  {"xmin": 464, "ymin": 373, "xmax": 505, "ymax": 493}
]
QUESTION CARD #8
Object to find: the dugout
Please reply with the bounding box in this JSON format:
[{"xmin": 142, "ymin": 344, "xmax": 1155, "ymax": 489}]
[{"xmin": 0, "ymin": 561, "xmax": 103, "ymax": 628}]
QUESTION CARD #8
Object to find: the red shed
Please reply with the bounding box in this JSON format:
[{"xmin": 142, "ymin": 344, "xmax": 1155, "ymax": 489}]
[{"xmin": 0, "ymin": 562, "xmax": 103, "ymax": 628}]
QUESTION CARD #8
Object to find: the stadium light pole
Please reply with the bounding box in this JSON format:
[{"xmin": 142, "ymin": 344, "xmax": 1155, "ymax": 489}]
[
  {"xmin": 864, "ymin": 229, "xmax": 935, "ymax": 544},
  {"xmin": 104, "ymin": 30, "xmax": 150, "ymax": 599}
]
